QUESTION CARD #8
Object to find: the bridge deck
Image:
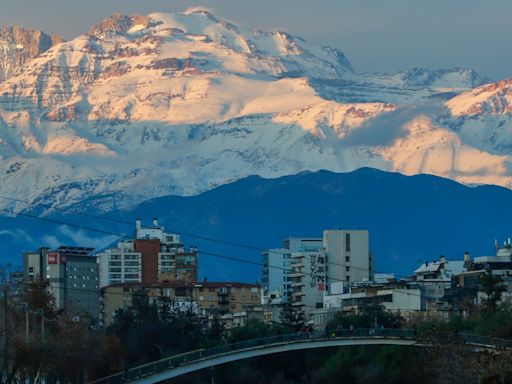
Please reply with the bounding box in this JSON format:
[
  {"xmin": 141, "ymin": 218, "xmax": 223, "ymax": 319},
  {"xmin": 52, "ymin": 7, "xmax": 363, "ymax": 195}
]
[{"xmin": 90, "ymin": 329, "xmax": 512, "ymax": 384}]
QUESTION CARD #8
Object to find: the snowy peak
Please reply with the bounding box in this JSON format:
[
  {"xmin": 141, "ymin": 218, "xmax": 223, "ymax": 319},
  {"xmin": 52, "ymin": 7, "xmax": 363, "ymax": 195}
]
[
  {"xmin": 0, "ymin": 26, "xmax": 63, "ymax": 81},
  {"xmin": 88, "ymin": 13, "xmax": 154, "ymax": 36},
  {"xmin": 86, "ymin": 10, "xmax": 354, "ymax": 79},
  {"xmin": 367, "ymin": 67, "xmax": 488, "ymax": 90},
  {"xmin": 446, "ymin": 79, "xmax": 512, "ymax": 116},
  {"xmin": 0, "ymin": 8, "xmax": 512, "ymax": 215}
]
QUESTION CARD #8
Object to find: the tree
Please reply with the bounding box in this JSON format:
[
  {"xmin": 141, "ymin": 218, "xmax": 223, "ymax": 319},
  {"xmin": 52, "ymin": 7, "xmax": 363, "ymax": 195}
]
[
  {"xmin": 279, "ymin": 289, "xmax": 306, "ymax": 330},
  {"xmin": 328, "ymin": 303, "xmax": 403, "ymax": 330},
  {"xmin": 108, "ymin": 291, "xmax": 205, "ymax": 366},
  {"xmin": 206, "ymin": 312, "xmax": 225, "ymax": 345},
  {"xmin": 480, "ymin": 270, "xmax": 506, "ymax": 313},
  {"xmin": 1, "ymin": 279, "xmax": 121, "ymax": 383}
]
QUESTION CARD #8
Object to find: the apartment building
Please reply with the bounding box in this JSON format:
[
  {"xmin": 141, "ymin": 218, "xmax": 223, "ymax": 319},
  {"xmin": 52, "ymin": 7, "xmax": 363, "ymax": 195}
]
[
  {"xmin": 23, "ymin": 246, "xmax": 100, "ymax": 319},
  {"xmin": 101, "ymin": 281, "xmax": 262, "ymax": 326},
  {"xmin": 323, "ymin": 230, "xmax": 374, "ymax": 285},
  {"xmin": 262, "ymin": 230, "xmax": 373, "ymax": 323},
  {"xmin": 97, "ymin": 218, "xmax": 197, "ymax": 287}
]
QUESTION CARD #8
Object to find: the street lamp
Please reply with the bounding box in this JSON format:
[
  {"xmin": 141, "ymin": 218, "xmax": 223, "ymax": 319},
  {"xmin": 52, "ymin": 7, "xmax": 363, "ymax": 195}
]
[
  {"xmin": 32, "ymin": 308, "xmax": 44, "ymax": 342},
  {"xmin": 18, "ymin": 303, "xmax": 29, "ymax": 344}
]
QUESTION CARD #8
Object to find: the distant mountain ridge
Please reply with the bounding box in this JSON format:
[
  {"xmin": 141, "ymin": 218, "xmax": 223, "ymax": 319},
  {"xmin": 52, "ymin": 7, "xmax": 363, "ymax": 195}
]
[{"xmin": 2, "ymin": 168, "xmax": 512, "ymax": 281}]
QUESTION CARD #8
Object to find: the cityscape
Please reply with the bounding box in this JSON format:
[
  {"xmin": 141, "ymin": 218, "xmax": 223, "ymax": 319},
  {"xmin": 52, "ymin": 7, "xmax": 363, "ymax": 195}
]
[
  {"xmin": 1, "ymin": 1, "xmax": 512, "ymax": 383},
  {"xmin": 1, "ymin": 217, "xmax": 511, "ymax": 382}
]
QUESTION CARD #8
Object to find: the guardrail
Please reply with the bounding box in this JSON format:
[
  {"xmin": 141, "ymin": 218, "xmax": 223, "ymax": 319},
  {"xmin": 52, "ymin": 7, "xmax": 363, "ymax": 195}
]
[
  {"xmin": 90, "ymin": 328, "xmax": 512, "ymax": 384},
  {"xmin": 90, "ymin": 328, "xmax": 413, "ymax": 384},
  {"xmin": 459, "ymin": 333, "xmax": 512, "ymax": 349}
]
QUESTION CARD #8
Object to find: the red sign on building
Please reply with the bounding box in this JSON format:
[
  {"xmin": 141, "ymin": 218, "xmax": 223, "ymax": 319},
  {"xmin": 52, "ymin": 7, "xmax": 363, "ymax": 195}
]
[{"xmin": 48, "ymin": 253, "xmax": 58, "ymax": 264}]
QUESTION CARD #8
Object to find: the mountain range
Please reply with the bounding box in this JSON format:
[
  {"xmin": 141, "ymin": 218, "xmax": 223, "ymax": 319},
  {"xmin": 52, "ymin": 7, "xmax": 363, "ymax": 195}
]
[{"xmin": 0, "ymin": 8, "xmax": 511, "ymax": 216}]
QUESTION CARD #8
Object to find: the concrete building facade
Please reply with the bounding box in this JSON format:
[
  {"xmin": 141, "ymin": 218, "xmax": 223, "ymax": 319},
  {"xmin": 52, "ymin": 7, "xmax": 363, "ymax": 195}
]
[
  {"xmin": 97, "ymin": 219, "xmax": 198, "ymax": 287},
  {"xmin": 323, "ymin": 230, "xmax": 374, "ymax": 285},
  {"xmin": 23, "ymin": 246, "xmax": 100, "ymax": 319},
  {"xmin": 101, "ymin": 281, "xmax": 262, "ymax": 326},
  {"xmin": 263, "ymin": 230, "xmax": 373, "ymax": 323}
]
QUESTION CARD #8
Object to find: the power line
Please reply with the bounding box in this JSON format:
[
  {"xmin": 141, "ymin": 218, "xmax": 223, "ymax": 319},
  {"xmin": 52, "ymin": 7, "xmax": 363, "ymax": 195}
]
[
  {"xmin": 0, "ymin": 194, "xmax": 264, "ymax": 251},
  {"xmin": 0, "ymin": 199, "xmax": 419, "ymax": 291},
  {"xmin": 0, "ymin": 203, "xmax": 392, "ymax": 278},
  {"xmin": 0, "ymin": 193, "xmax": 394, "ymax": 272},
  {"xmin": 0, "ymin": 208, "xmax": 132, "ymax": 239}
]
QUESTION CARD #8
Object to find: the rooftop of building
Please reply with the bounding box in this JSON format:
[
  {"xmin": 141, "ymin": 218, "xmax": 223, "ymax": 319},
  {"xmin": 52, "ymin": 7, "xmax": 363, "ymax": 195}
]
[
  {"xmin": 26, "ymin": 246, "xmax": 95, "ymax": 256},
  {"xmin": 104, "ymin": 281, "xmax": 260, "ymax": 290},
  {"xmin": 414, "ymin": 259, "xmax": 465, "ymax": 275}
]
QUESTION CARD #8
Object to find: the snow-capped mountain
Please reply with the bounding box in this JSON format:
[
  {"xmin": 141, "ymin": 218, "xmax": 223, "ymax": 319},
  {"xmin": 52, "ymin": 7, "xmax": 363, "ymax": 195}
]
[
  {"xmin": 315, "ymin": 67, "xmax": 490, "ymax": 104},
  {"xmin": 0, "ymin": 26, "xmax": 63, "ymax": 82},
  {"xmin": 0, "ymin": 8, "xmax": 512, "ymax": 214}
]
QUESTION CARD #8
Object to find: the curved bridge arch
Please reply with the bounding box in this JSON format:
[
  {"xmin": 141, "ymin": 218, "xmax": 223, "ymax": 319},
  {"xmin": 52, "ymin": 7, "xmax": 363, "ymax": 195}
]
[{"xmin": 90, "ymin": 329, "xmax": 512, "ymax": 384}]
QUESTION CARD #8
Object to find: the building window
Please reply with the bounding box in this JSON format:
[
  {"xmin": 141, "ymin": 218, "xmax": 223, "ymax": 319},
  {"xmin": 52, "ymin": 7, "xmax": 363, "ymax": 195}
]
[
  {"xmin": 345, "ymin": 233, "xmax": 350, "ymax": 252},
  {"xmin": 346, "ymin": 276, "xmax": 350, "ymax": 282},
  {"xmin": 346, "ymin": 266, "xmax": 350, "ymax": 272},
  {"xmin": 109, "ymin": 273, "xmax": 122, "ymax": 279},
  {"xmin": 346, "ymin": 256, "xmax": 350, "ymax": 263},
  {"xmin": 125, "ymin": 261, "xmax": 139, "ymax": 267}
]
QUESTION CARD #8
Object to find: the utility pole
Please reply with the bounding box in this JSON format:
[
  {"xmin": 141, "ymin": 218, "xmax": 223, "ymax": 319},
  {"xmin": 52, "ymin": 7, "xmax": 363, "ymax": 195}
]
[
  {"xmin": 19, "ymin": 303, "xmax": 29, "ymax": 344},
  {"xmin": 1, "ymin": 285, "xmax": 8, "ymax": 382},
  {"xmin": 34, "ymin": 308, "xmax": 44, "ymax": 342}
]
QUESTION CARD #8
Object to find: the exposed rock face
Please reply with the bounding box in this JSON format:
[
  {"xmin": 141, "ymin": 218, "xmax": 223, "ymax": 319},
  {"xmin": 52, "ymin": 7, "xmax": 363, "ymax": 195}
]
[
  {"xmin": 0, "ymin": 26, "xmax": 63, "ymax": 81},
  {"xmin": 0, "ymin": 9, "xmax": 511, "ymax": 215},
  {"xmin": 88, "ymin": 13, "xmax": 153, "ymax": 36}
]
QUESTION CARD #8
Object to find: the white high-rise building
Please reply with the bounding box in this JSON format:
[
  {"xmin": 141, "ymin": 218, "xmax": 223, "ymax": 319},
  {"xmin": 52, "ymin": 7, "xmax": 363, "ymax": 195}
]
[
  {"xmin": 97, "ymin": 240, "xmax": 142, "ymax": 288},
  {"xmin": 262, "ymin": 230, "xmax": 373, "ymax": 322},
  {"xmin": 323, "ymin": 230, "xmax": 374, "ymax": 286},
  {"xmin": 262, "ymin": 238, "xmax": 323, "ymax": 301},
  {"xmin": 97, "ymin": 218, "xmax": 197, "ymax": 288}
]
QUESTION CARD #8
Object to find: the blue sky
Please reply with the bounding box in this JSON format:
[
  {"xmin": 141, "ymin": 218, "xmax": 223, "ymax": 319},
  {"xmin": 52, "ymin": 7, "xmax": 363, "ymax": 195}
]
[{"xmin": 1, "ymin": 0, "xmax": 511, "ymax": 80}]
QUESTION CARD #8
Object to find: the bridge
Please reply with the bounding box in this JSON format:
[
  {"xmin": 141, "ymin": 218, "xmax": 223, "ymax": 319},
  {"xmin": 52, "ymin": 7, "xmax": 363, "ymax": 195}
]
[{"xmin": 90, "ymin": 329, "xmax": 512, "ymax": 384}]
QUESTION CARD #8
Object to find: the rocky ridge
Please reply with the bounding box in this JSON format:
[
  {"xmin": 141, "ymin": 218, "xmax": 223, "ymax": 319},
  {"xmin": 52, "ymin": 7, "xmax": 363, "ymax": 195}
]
[
  {"xmin": 0, "ymin": 9, "xmax": 511, "ymax": 214},
  {"xmin": 0, "ymin": 26, "xmax": 63, "ymax": 81}
]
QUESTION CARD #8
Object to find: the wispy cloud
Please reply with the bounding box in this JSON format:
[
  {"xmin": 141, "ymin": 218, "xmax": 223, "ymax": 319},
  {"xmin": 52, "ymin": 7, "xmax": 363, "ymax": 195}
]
[
  {"xmin": 341, "ymin": 100, "xmax": 448, "ymax": 147},
  {"xmin": 39, "ymin": 225, "xmax": 119, "ymax": 250},
  {"xmin": 0, "ymin": 229, "xmax": 35, "ymax": 243}
]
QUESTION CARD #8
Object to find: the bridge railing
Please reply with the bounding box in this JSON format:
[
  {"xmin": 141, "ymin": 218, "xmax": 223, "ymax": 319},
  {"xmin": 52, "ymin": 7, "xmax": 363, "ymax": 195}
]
[
  {"xmin": 90, "ymin": 328, "xmax": 414, "ymax": 384},
  {"xmin": 459, "ymin": 333, "xmax": 512, "ymax": 349}
]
